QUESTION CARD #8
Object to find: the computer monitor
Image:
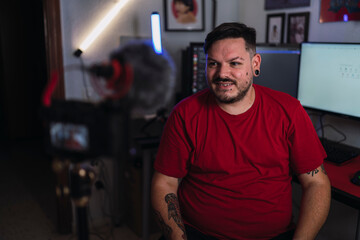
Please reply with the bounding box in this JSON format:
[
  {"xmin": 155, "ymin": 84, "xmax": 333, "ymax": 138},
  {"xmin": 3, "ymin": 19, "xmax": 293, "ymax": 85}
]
[
  {"xmin": 297, "ymin": 42, "xmax": 360, "ymax": 119},
  {"xmin": 180, "ymin": 42, "xmax": 207, "ymax": 99},
  {"xmin": 255, "ymin": 44, "xmax": 300, "ymax": 98}
]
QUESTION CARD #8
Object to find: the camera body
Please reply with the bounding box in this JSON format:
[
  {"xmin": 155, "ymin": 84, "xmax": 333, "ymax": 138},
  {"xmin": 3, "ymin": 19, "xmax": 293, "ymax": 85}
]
[{"xmin": 42, "ymin": 99, "xmax": 129, "ymax": 162}]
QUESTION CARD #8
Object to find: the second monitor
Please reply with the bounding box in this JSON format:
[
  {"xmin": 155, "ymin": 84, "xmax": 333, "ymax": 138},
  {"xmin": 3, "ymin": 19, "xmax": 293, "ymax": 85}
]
[{"xmin": 255, "ymin": 44, "xmax": 300, "ymax": 98}]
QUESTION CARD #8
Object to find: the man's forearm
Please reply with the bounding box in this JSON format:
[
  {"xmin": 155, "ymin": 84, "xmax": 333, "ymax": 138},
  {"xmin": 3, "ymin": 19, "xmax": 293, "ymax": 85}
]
[
  {"xmin": 153, "ymin": 193, "xmax": 187, "ymax": 240},
  {"xmin": 151, "ymin": 172, "xmax": 187, "ymax": 240},
  {"xmin": 294, "ymin": 181, "xmax": 331, "ymax": 239}
]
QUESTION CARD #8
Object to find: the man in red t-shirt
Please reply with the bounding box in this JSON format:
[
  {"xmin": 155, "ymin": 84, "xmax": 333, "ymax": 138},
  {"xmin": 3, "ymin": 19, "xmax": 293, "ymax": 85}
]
[{"xmin": 151, "ymin": 22, "xmax": 331, "ymax": 240}]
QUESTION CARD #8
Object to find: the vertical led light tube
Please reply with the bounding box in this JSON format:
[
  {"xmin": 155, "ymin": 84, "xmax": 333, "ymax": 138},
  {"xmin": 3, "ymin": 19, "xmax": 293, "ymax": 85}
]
[{"xmin": 151, "ymin": 12, "xmax": 163, "ymax": 55}]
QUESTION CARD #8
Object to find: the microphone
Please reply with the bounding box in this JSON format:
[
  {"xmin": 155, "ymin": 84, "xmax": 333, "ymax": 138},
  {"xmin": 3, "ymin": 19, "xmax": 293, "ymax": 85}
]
[{"xmin": 88, "ymin": 40, "xmax": 176, "ymax": 117}]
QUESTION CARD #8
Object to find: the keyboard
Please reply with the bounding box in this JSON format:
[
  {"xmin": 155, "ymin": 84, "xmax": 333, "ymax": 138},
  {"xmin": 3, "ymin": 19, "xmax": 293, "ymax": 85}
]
[{"xmin": 321, "ymin": 139, "xmax": 359, "ymax": 164}]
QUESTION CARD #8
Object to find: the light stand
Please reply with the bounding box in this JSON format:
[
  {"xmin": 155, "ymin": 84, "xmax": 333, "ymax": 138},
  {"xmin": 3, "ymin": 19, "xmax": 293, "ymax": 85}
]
[{"xmin": 70, "ymin": 163, "xmax": 95, "ymax": 240}]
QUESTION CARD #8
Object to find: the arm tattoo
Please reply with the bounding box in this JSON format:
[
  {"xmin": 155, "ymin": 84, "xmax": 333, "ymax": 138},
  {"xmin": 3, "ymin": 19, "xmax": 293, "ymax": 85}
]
[
  {"xmin": 307, "ymin": 164, "xmax": 327, "ymax": 177},
  {"xmin": 165, "ymin": 193, "xmax": 187, "ymax": 239},
  {"xmin": 154, "ymin": 210, "xmax": 172, "ymax": 239},
  {"xmin": 307, "ymin": 163, "xmax": 328, "ymax": 177},
  {"xmin": 307, "ymin": 168, "xmax": 319, "ymax": 176}
]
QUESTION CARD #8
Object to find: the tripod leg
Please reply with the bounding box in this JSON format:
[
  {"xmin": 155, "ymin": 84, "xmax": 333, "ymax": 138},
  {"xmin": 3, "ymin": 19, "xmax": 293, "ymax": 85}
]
[
  {"xmin": 76, "ymin": 206, "xmax": 89, "ymax": 240},
  {"xmin": 52, "ymin": 158, "xmax": 73, "ymax": 234},
  {"xmin": 71, "ymin": 163, "xmax": 95, "ymax": 240}
]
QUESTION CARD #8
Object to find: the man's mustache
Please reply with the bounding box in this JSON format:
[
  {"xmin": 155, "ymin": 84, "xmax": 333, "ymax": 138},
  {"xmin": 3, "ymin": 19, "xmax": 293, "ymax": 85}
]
[{"xmin": 213, "ymin": 78, "xmax": 236, "ymax": 84}]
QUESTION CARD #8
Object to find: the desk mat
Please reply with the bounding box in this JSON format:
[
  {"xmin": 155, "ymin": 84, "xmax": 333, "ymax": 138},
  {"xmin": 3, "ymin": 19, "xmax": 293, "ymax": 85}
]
[{"xmin": 324, "ymin": 157, "xmax": 360, "ymax": 199}]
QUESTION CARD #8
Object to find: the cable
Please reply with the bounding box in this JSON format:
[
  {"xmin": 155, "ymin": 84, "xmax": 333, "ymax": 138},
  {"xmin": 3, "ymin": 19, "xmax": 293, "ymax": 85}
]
[
  {"xmin": 321, "ymin": 124, "xmax": 347, "ymax": 143},
  {"xmin": 84, "ymin": 158, "xmax": 117, "ymax": 240},
  {"xmin": 315, "ymin": 113, "xmax": 347, "ymax": 143},
  {"xmin": 78, "ymin": 56, "xmax": 90, "ymax": 100},
  {"xmin": 90, "ymin": 158, "xmax": 119, "ymax": 226}
]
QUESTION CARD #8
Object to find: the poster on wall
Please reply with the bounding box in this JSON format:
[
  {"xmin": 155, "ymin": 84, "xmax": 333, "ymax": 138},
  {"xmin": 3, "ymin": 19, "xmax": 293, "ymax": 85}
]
[
  {"xmin": 320, "ymin": 0, "xmax": 360, "ymax": 23},
  {"xmin": 265, "ymin": 0, "xmax": 310, "ymax": 10},
  {"xmin": 164, "ymin": 0, "xmax": 205, "ymax": 31}
]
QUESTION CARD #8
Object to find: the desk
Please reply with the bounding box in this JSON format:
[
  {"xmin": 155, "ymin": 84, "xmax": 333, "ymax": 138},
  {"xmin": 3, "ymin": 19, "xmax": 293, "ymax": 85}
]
[{"xmin": 324, "ymin": 157, "xmax": 360, "ymax": 240}]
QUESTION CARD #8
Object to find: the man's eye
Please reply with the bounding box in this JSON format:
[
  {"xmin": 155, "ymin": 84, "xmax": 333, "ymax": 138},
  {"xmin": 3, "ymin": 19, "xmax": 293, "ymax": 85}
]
[
  {"xmin": 207, "ymin": 62, "xmax": 217, "ymax": 68},
  {"xmin": 230, "ymin": 62, "xmax": 241, "ymax": 67}
]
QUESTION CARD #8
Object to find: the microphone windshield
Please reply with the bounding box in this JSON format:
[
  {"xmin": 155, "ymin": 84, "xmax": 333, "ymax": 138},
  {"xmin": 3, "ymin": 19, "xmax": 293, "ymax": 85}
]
[{"xmin": 109, "ymin": 40, "xmax": 176, "ymax": 117}]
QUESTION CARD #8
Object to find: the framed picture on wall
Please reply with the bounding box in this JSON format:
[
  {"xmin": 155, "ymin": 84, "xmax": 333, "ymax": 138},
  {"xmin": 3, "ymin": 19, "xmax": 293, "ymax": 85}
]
[
  {"xmin": 164, "ymin": 0, "xmax": 205, "ymax": 31},
  {"xmin": 320, "ymin": 0, "xmax": 360, "ymax": 23},
  {"xmin": 265, "ymin": 0, "xmax": 310, "ymax": 10},
  {"xmin": 266, "ymin": 13, "xmax": 285, "ymax": 44},
  {"xmin": 287, "ymin": 12, "xmax": 310, "ymax": 44}
]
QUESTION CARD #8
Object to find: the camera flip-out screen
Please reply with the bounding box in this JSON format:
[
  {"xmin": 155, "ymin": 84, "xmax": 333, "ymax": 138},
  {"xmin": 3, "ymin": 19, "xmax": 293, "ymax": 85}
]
[{"xmin": 50, "ymin": 122, "xmax": 89, "ymax": 152}]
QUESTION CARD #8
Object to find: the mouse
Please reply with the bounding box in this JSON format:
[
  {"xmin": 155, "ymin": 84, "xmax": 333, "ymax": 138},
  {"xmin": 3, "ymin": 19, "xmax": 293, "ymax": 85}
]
[{"xmin": 351, "ymin": 171, "xmax": 360, "ymax": 186}]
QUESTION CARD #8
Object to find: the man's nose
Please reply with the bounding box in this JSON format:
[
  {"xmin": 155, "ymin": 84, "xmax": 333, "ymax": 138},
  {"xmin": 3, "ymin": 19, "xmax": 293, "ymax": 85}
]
[{"xmin": 218, "ymin": 65, "xmax": 231, "ymax": 79}]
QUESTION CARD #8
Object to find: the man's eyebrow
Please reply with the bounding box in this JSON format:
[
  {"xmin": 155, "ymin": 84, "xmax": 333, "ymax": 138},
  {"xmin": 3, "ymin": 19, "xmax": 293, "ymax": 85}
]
[
  {"xmin": 228, "ymin": 56, "xmax": 245, "ymax": 62},
  {"xmin": 207, "ymin": 56, "xmax": 245, "ymax": 62},
  {"xmin": 206, "ymin": 57, "xmax": 217, "ymax": 62}
]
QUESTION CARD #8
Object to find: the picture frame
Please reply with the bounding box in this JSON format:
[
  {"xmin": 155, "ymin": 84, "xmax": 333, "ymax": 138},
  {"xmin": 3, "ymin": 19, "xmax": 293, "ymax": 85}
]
[
  {"xmin": 266, "ymin": 13, "xmax": 285, "ymax": 44},
  {"xmin": 287, "ymin": 12, "xmax": 310, "ymax": 44},
  {"xmin": 319, "ymin": 0, "xmax": 360, "ymax": 23},
  {"xmin": 265, "ymin": 0, "xmax": 310, "ymax": 10},
  {"xmin": 164, "ymin": 0, "xmax": 205, "ymax": 31}
]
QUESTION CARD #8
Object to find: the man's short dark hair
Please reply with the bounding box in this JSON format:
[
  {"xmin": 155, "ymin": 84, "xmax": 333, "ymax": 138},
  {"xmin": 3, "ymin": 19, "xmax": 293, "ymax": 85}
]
[{"xmin": 204, "ymin": 22, "xmax": 257, "ymax": 55}]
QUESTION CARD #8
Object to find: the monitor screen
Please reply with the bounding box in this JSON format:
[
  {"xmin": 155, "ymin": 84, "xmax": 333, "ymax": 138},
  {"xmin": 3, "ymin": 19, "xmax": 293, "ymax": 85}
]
[
  {"xmin": 297, "ymin": 42, "xmax": 360, "ymax": 118},
  {"xmin": 255, "ymin": 45, "xmax": 300, "ymax": 98}
]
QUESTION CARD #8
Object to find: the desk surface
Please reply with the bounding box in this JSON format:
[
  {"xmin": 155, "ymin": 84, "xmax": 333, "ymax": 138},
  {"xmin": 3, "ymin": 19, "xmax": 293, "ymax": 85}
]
[{"xmin": 324, "ymin": 157, "xmax": 360, "ymax": 209}]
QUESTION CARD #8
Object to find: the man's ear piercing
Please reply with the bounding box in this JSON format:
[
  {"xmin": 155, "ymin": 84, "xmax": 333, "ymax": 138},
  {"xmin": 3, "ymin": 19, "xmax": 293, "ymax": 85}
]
[{"xmin": 254, "ymin": 69, "xmax": 260, "ymax": 76}]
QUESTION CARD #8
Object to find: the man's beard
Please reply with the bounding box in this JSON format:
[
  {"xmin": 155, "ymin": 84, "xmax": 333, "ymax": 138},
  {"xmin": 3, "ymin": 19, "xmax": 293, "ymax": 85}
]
[{"xmin": 210, "ymin": 78, "xmax": 252, "ymax": 104}]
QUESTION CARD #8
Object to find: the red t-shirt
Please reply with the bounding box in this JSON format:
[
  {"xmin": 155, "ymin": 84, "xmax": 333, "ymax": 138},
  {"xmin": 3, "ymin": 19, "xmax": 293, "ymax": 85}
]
[{"xmin": 154, "ymin": 85, "xmax": 326, "ymax": 239}]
